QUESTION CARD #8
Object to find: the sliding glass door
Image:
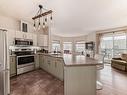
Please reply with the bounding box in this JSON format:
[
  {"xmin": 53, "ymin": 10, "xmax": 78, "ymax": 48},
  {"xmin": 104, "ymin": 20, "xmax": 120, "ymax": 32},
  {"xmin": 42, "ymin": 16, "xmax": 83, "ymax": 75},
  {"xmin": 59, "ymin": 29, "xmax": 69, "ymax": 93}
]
[
  {"xmin": 113, "ymin": 33, "xmax": 126, "ymax": 57},
  {"xmin": 100, "ymin": 32, "xmax": 127, "ymax": 63},
  {"xmin": 100, "ymin": 34, "xmax": 113, "ymax": 63}
]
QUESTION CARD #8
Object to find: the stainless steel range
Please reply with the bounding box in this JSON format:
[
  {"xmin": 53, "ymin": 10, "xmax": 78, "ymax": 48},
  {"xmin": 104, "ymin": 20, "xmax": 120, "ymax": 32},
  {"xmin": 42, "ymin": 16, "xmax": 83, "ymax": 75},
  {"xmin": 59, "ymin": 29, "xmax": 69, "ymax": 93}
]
[
  {"xmin": 15, "ymin": 51, "xmax": 35, "ymax": 75},
  {"xmin": 9, "ymin": 38, "xmax": 36, "ymax": 75}
]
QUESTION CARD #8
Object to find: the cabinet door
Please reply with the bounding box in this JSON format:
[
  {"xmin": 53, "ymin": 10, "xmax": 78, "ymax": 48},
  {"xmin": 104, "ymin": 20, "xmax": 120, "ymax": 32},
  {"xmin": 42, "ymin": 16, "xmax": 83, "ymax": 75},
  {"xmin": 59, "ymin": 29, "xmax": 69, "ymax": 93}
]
[
  {"xmin": 46, "ymin": 56, "xmax": 52, "ymax": 73},
  {"xmin": 10, "ymin": 56, "xmax": 16, "ymax": 77},
  {"xmin": 53, "ymin": 60, "xmax": 58, "ymax": 77},
  {"xmin": 32, "ymin": 34, "xmax": 37, "ymax": 46},
  {"xmin": 43, "ymin": 55, "xmax": 49, "ymax": 71},
  {"xmin": 56, "ymin": 59, "xmax": 64, "ymax": 81},
  {"xmin": 7, "ymin": 30, "xmax": 16, "ymax": 46},
  {"xmin": 25, "ymin": 32, "xmax": 33, "ymax": 39},
  {"xmin": 37, "ymin": 35, "xmax": 48, "ymax": 46},
  {"xmin": 50, "ymin": 58, "xmax": 56, "ymax": 76},
  {"xmin": 37, "ymin": 35, "xmax": 43, "ymax": 46},
  {"xmin": 48, "ymin": 57, "xmax": 55, "ymax": 74},
  {"xmin": 35, "ymin": 55, "xmax": 39, "ymax": 69},
  {"xmin": 16, "ymin": 31, "xmax": 24, "ymax": 39},
  {"xmin": 43, "ymin": 35, "xmax": 48, "ymax": 46},
  {"xmin": 40, "ymin": 55, "xmax": 44, "ymax": 69}
]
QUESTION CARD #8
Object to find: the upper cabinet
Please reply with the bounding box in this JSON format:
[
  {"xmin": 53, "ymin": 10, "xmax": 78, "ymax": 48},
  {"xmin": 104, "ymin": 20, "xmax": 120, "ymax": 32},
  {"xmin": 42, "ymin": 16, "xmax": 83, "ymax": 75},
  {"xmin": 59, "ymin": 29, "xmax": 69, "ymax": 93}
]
[
  {"xmin": 15, "ymin": 31, "xmax": 23, "ymax": 39},
  {"xmin": 25, "ymin": 32, "xmax": 33, "ymax": 39},
  {"xmin": 7, "ymin": 30, "xmax": 37, "ymax": 46},
  {"xmin": 7, "ymin": 30, "xmax": 16, "ymax": 46},
  {"xmin": 15, "ymin": 31, "xmax": 33, "ymax": 39},
  {"xmin": 37, "ymin": 34, "xmax": 48, "ymax": 47},
  {"xmin": 32, "ymin": 33, "xmax": 37, "ymax": 46}
]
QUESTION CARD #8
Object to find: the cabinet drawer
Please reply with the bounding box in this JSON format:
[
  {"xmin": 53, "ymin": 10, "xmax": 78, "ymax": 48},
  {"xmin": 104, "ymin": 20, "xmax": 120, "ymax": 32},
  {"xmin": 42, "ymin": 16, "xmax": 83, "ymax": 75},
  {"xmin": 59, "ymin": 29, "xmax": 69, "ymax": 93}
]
[{"xmin": 10, "ymin": 56, "xmax": 16, "ymax": 63}]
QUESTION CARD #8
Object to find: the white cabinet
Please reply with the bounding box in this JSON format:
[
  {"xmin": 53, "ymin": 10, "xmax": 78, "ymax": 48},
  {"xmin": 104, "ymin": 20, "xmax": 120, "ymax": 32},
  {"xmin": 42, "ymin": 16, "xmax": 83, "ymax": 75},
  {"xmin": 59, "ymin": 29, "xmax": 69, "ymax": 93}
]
[
  {"xmin": 37, "ymin": 35, "xmax": 48, "ymax": 46},
  {"xmin": 7, "ymin": 30, "xmax": 37, "ymax": 47},
  {"xmin": 64, "ymin": 66, "xmax": 96, "ymax": 95},
  {"xmin": 39, "ymin": 54, "xmax": 44, "ymax": 69},
  {"xmin": 43, "ymin": 55, "xmax": 51, "ymax": 72},
  {"xmin": 7, "ymin": 30, "xmax": 16, "ymax": 46},
  {"xmin": 35, "ymin": 54, "xmax": 40, "ymax": 69},
  {"xmin": 39, "ymin": 54, "xmax": 64, "ymax": 81},
  {"xmin": 41, "ymin": 55, "xmax": 47, "ymax": 71},
  {"xmin": 32, "ymin": 34, "xmax": 37, "ymax": 46},
  {"xmin": 55, "ymin": 58, "xmax": 64, "ymax": 81},
  {"xmin": 25, "ymin": 32, "xmax": 33, "ymax": 39},
  {"xmin": 15, "ymin": 31, "xmax": 24, "ymax": 39},
  {"xmin": 15, "ymin": 31, "xmax": 33, "ymax": 39},
  {"xmin": 10, "ymin": 56, "xmax": 16, "ymax": 77}
]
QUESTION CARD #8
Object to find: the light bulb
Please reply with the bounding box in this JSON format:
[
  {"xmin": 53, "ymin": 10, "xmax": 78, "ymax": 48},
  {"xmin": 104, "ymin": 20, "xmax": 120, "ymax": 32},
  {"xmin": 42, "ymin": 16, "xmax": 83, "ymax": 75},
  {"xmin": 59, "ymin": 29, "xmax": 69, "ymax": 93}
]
[
  {"xmin": 45, "ymin": 18, "xmax": 47, "ymax": 22},
  {"xmin": 43, "ymin": 22, "xmax": 45, "ymax": 28},
  {"xmin": 50, "ymin": 16, "xmax": 52, "ymax": 20},
  {"xmin": 38, "ymin": 22, "xmax": 41, "ymax": 30},
  {"xmin": 34, "ymin": 27, "xmax": 36, "ymax": 30},
  {"xmin": 33, "ymin": 23, "xmax": 36, "ymax": 30}
]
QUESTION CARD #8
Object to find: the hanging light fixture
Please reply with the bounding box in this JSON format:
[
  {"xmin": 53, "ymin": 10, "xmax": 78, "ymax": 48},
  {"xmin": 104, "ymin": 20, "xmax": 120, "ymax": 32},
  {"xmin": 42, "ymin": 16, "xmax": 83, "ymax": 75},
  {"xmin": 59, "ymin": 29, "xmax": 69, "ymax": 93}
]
[{"xmin": 32, "ymin": 5, "xmax": 53, "ymax": 31}]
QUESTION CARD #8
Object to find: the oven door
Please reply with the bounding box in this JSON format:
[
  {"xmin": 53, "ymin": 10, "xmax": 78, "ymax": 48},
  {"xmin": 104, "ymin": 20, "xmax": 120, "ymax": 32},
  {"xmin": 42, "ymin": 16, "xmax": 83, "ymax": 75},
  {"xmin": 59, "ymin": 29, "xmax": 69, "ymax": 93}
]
[{"xmin": 17, "ymin": 55, "xmax": 35, "ymax": 68}]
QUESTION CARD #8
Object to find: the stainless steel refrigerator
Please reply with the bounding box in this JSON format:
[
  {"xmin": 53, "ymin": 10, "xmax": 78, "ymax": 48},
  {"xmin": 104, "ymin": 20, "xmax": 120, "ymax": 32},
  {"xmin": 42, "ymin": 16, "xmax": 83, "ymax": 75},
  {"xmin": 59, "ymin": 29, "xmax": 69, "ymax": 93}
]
[{"xmin": 0, "ymin": 29, "xmax": 10, "ymax": 95}]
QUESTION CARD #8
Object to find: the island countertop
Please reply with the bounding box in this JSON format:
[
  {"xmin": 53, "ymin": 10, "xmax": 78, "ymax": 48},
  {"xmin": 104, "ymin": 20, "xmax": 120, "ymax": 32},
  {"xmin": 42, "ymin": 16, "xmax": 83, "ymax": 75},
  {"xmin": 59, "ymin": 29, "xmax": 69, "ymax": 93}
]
[
  {"xmin": 37, "ymin": 53, "xmax": 102, "ymax": 66},
  {"xmin": 63, "ymin": 54, "xmax": 102, "ymax": 66}
]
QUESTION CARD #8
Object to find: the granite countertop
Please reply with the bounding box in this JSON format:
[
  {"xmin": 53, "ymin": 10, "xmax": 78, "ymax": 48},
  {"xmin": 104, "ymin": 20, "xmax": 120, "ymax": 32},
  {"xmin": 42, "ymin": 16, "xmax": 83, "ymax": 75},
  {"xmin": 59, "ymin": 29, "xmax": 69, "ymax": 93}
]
[
  {"xmin": 63, "ymin": 54, "xmax": 103, "ymax": 66},
  {"xmin": 37, "ymin": 53, "xmax": 63, "ymax": 58},
  {"xmin": 37, "ymin": 53, "xmax": 102, "ymax": 66}
]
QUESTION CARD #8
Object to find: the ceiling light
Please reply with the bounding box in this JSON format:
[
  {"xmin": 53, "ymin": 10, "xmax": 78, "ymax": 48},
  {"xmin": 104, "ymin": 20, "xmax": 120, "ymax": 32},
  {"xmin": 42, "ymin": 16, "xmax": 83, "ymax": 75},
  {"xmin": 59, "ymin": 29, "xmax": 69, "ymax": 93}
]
[{"xmin": 32, "ymin": 5, "xmax": 53, "ymax": 31}]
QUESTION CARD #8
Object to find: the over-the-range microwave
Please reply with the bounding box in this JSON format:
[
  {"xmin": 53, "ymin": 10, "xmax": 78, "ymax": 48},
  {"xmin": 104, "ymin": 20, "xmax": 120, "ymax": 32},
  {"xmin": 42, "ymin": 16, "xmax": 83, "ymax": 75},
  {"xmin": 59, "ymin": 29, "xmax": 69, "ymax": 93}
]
[{"xmin": 14, "ymin": 38, "xmax": 33, "ymax": 46}]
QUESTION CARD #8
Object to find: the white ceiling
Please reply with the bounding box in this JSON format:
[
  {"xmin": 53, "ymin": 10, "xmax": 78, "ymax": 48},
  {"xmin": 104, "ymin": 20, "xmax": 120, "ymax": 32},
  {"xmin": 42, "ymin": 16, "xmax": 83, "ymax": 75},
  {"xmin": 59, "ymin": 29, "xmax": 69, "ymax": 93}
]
[{"xmin": 0, "ymin": 0, "xmax": 127, "ymax": 37}]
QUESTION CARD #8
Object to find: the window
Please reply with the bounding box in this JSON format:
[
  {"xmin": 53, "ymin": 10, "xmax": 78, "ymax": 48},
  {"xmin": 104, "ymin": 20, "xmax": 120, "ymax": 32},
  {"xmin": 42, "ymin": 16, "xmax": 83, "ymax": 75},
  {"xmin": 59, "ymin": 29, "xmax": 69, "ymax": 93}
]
[
  {"xmin": 75, "ymin": 41, "xmax": 85, "ymax": 55},
  {"xmin": 52, "ymin": 40, "xmax": 61, "ymax": 52},
  {"xmin": 63, "ymin": 42, "xmax": 72, "ymax": 54},
  {"xmin": 113, "ymin": 33, "xmax": 126, "ymax": 57},
  {"xmin": 100, "ymin": 32, "xmax": 127, "ymax": 63}
]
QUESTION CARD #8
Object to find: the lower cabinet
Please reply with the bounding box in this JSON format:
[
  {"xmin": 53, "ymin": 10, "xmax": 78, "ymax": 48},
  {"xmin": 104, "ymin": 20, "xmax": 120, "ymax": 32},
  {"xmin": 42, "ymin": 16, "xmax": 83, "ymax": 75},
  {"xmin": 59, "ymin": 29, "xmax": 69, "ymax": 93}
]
[
  {"xmin": 39, "ymin": 54, "xmax": 64, "ymax": 81},
  {"xmin": 39, "ymin": 55, "xmax": 44, "ymax": 69},
  {"xmin": 54, "ymin": 58, "xmax": 64, "ymax": 81},
  {"xmin": 35, "ymin": 54, "xmax": 40, "ymax": 69},
  {"xmin": 10, "ymin": 56, "xmax": 16, "ymax": 77},
  {"xmin": 43, "ymin": 55, "xmax": 49, "ymax": 71}
]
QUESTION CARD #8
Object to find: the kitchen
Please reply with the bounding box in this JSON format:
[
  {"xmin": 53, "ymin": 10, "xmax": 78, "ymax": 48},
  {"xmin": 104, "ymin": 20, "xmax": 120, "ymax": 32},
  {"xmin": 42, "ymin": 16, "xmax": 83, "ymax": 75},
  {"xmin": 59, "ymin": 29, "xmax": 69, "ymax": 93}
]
[
  {"xmin": 7, "ymin": 21, "xmax": 99, "ymax": 95},
  {"xmin": 0, "ymin": 1, "xmax": 104, "ymax": 95},
  {"xmin": 0, "ymin": 22, "xmax": 101, "ymax": 95}
]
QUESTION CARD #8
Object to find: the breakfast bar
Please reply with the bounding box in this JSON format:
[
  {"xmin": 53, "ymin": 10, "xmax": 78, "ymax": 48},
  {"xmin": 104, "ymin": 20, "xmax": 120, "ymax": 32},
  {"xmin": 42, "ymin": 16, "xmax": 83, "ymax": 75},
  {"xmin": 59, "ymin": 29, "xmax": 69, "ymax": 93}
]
[{"xmin": 38, "ymin": 53, "xmax": 102, "ymax": 95}]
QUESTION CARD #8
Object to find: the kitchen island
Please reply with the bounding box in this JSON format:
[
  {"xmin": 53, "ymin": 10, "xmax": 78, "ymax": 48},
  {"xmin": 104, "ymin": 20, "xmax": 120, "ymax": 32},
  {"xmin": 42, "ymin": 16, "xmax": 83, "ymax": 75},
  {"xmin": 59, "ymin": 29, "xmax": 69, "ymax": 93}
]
[{"xmin": 37, "ymin": 53, "xmax": 102, "ymax": 95}]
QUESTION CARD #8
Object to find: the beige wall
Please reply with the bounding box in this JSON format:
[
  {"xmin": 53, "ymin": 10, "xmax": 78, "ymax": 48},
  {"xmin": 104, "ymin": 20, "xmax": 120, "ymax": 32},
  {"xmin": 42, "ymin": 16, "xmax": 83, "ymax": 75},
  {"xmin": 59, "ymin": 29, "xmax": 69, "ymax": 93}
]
[
  {"xmin": 86, "ymin": 32, "xmax": 96, "ymax": 42},
  {"xmin": 0, "ymin": 14, "xmax": 34, "ymax": 33},
  {"xmin": 51, "ymin": 35, "xmax": 87, "ymax": 43}
]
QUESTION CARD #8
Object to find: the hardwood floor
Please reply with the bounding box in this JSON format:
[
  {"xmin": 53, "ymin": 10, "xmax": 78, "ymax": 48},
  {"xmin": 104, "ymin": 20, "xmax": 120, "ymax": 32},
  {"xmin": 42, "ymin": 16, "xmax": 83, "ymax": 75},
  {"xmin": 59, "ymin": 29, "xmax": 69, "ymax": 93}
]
[
  {"xmin": 10, "ymin": 70, "xmax": 64, "ymax": 95},
  {"xmin": 97, "ymin": 64, "xmax": 127, "ymax": 95},
  {"xmin": 11, "ymin": 65, "xmax": 127, "ymax": 95}
]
